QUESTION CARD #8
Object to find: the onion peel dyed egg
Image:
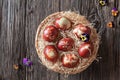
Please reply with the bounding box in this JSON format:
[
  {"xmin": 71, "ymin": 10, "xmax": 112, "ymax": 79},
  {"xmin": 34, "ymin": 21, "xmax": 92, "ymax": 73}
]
[
  {"xmin": 44, "ymin": 45, "xmax": 59, "ymax": 62},
  {"xmin": 78, "ymin": 42, "xmax": 93, "ymax": 58},
  {"xmin": 73, "ymin": 24, "xmax": 91, "ymax": 38},
  {"xmin": 57, "ymin": 38, "xmax": 74, "ymax": 51},
  {"xmin": 61, "ymin": 53, "xmax": 79, "ymax": 68},
  {"xmin": 43, "ymin": 25, "xmax": 59, "ymax": 42},
  {"xmin": 54, "ymin": 17, "xmax": 71, "ymax": 30}
]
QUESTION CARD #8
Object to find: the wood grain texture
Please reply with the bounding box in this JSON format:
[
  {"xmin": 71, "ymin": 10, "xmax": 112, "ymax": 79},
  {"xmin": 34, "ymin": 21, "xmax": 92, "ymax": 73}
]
[{"xmin": 0, "ymin": 0, "xmax": 120, "ymax": 80}]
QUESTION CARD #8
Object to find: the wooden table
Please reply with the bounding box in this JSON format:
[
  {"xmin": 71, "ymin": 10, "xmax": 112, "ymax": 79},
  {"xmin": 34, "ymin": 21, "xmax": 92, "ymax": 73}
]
[{"xmin": 0, "ymin": 0, "xmax": 120, "ymax": 80}]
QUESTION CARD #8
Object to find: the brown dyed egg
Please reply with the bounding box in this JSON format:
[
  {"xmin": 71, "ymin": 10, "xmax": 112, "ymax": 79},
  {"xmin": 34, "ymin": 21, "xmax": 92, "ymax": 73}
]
[
  {"xmin": 61, "ymin": 53, "xmax": 79, "ymax": 68},
  {"xmin": 44, "ymin": 45, "xmax": 58, "ymax": 62},
  {"xmin": 57, "ymin": 38, "xmax": 74, "ymax": 51},
  {"xmin": 54, "ymin": 17, "xmax": 71, "ymax": 30},
  {"xmin": 78, "ymin": 43, "xmax": 93, "ymax": 58},
  {"xmin": 73, "ymin": 24, "xmax": 91, "ymax": 38},
  {"xmin": 43, "ymin": 25, "xmax": 58, "ymax": 42}
]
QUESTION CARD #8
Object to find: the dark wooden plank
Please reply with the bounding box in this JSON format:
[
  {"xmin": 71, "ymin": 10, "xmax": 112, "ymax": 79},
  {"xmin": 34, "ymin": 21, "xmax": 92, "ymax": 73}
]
[
  {"xmin": 114, "ymin": 0, "xmax": 120, "ymax": 80},
  {"xmin": 25, "ymin": 0, "xmax": 60, "ymax": 80},
  {"xmin": 0, "ymin": 0, "xmax": 3, "ymax": 80},
  {"xmin": 0, "ymin": 0, "xmax": 26, "ymax": 80},
  {"xmin": 25, "ymin": 0, "xmax": 47, "ymax": 79},
  {"xmin": 95, "ymin": 0, "xmax": 120, "ymax": 80}
]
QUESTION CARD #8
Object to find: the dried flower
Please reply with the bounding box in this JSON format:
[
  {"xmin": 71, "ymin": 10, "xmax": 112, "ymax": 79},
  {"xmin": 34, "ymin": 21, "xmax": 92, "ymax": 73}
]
[
  {"xmin": 112, "ymin": 8, "xmax": 118, "ymax": 16},
  {"xmin": 23, "ymin": 58, "xmax": 32, "ymax": 66},
  {"xmin": 80, "ymin": 33, "xmax": 90, "ymax": 42},
  {"xmin": 107, "ymin": 21, "xmax": 113, "ymax": 28},
  {"xmin": 13, "ymin": 64, "xmax": 19, "ymax": 70},
  {"xmin": 99, "ymin": 0, "xmax": 106, "ymax": 6}
]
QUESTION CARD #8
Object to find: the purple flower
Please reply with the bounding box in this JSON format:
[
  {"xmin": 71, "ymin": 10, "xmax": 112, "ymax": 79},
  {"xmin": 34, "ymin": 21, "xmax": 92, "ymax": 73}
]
[
  {"xmin": 23, "ymin": 58, "xmax": 32, "ymax": 66},
  {"xmin": 80, "ymin": 33, "xmax": 90, "ymax": 42},
  {"xmin": 112, "ymin": 8, "xmax": 117, "ymax": 11}
]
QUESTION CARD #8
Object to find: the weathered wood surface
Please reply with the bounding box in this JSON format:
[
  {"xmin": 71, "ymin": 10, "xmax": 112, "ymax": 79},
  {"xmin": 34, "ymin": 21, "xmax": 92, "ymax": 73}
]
[{"xmin": 0, "ymin": 0, "xmax": 120, "ymax": 80}]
